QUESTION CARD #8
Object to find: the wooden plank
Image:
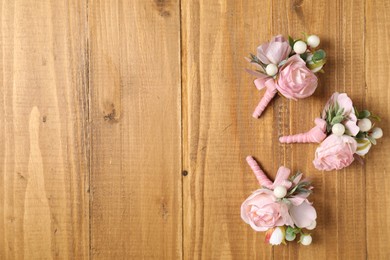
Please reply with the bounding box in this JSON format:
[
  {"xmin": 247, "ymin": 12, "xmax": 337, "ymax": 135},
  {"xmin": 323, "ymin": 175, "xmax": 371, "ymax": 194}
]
[
  {"xmin": 366, "ymin": 0, "xmax": 390, "ymax": 259},
  {"xmin": 181, "ymin": 1, "xmax": 275, "ymax": 259},
  {"xmin": 0, "ymin": 0, "xmax": 89, "ymax": 259},
  {"xmin": 274, "ymin": 0, "xmax": 366, "ymax": 259},
  {"xmin": 88, "ymin": 0, "xmax": 182, "ymax": 258},
  {"xmin": 183, "ymin": 0, "xmax": 370, "ymax": 259}
]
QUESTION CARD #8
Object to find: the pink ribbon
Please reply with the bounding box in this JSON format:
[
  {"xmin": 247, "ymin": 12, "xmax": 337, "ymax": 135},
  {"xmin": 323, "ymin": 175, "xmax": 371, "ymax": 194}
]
[
  {"xmin": 246, "ymin": 156, "xmax": 292, "ymax": 190},
  {"xmin": 252, "ymin": 78, "xmax": 278, "ymax": 118},
  {"xmin": 279, "ymin": 118, "xmax": 327, "ymax": 143}
]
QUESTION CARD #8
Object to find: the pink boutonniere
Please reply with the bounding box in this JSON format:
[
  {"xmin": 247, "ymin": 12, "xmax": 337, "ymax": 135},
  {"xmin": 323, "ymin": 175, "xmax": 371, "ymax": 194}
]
[
  {"xmin": 241, "ymin": 156, "xmax": 317, "ymax": 246},
  {"xmin": 279, "ymin": 92, "xmax": 383, "ymax": 171},
  {"xmin": 246, "ymin": 34, "xmax": 326, "ymax": 118}
]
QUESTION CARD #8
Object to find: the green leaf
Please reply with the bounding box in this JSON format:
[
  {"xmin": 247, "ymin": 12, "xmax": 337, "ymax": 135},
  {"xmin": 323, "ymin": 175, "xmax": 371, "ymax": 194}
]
[
  {"xmin": 288, "ymin": 36, "xmax": 294, "ymax": 48},
  {"xmin": 370, "ymin": 113, "xmax": 381, "ymax": 121},
  {"xmin": 300, "ymin": 52, "xmax": 308, "ymax": 61},
  {"xmin": 293, "ymin": 227, "xmax": 302, "ymax": 234},
  {"xmin": 355, "ymin": 132, "xmax": 366, "ymax": 139},
  {"xmin": 358, "ymin": 110, "xmax": 371, "ymax": 119},
  {"xmin": 249, "ymin": 53, "xmax": 266, "ymax": 71},
  {"xmin": 288, "ymin": 181, "xmax": 312, "ymax": 196},
  {"xmin": 354, "ymin": 107, "xmax": 360, "ymax": 118},
  {"xmin": 307, "ymin": 59, "xmax": 325, "ymax": 70},
  {"xmin": 336, "ymin": 108, "xmax": 345, "ymax": 117},
  {"xmin": 286, "ymin": 226, "xmax": 302, "ymax": 235},
  {"xmin": 286, "ymin": 226, "xmax": 295, "ymax": 235},
  {"xmin": 312, "ymin": 49, "xmax": 326, "ymax": 63},
  {"xmin": 334, "ymin": 102, "xmax": 340, "ymax": 113},
  {"xmin": 250, "ymin": 53, "xmax": 260, "ymax": 63},
  {"xmin": 331, "ymin": 115, "xmax": 344, "ymax": 125},
  {"xmin": 368, "ymin": 135, "xmax": 377, "ymax": 145},
  {"xmin": 327, "ymin": 108, "xmax": 332, "ymax": 121},
  {"xmin": 326, "ymin": 124, "xmax": 332, "ymax": 134},
  {"xmin": 289, "ymin": 171, "xmax": 302, "ymax": 182}
]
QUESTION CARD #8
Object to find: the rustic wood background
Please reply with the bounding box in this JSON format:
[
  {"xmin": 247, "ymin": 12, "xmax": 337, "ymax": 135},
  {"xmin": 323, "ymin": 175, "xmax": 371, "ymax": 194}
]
[{"xmin": 0, "ymin": 0, "xmax": 389, "ymax": 259}]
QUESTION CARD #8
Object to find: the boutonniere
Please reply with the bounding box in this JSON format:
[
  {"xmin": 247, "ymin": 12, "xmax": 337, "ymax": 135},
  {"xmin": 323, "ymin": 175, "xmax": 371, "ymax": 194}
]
[
  {"xmin": 241, "ymin": 156, "xmax": 317, "ymax": 246},
  {"xmin": 279, "ymin": 92, "xmax": 383, "ymax": 171},
  {"xmin": 246, "ymin": 34, "xmax": 327, "ymax": 118}
]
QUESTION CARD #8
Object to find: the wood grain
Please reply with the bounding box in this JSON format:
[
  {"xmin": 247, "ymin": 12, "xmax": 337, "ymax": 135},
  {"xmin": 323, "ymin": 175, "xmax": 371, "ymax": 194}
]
[
  {"xmin": 273, "ymin": 0, "xmax": 367, "ymax": 259},
  {"xmin": 366, "ymin": 0, "xmax": 390, "ymax": 259},
  {"xmin": 89, "ymin": 0, "xmax": 182, "ymax": 259},
  {"xmin": 1, "ymin": 0, "xmax": 390, "ymax": 259},
  {"xmin": 181, "ymin": 1, "xmax": 275, "ymax": 258},
  {"xmin": 182, "ymin": 0, "xmax": 382, "ymax": 259},
  {"xmin": 0, "ymin": 0, "xmax": 89, "ymax": 259}
]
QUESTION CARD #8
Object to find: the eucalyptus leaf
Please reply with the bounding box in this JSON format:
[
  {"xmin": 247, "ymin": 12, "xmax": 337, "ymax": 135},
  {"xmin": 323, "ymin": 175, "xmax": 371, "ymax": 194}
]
[
  {"xmin": 355, "ymin": 132, "xmax": 366, "ymax": 139},
  {"xmin": 293, "ymin": 227, "xmax": 302, "ymax": 234},
  {"xmin": 300, "ymin": 53, "xmax": 308, "ymax": 61},
  {"xmin": 288, "ymin": 36, "xmax": 294, "ymax": 48},
  {"xmin": 368, "ymin": 136, "xmax": 377, "ymax": 145},
  {"xmin": 250, "ymin": 53, "xmax": 261, "ymax": 64},
  {"xmin": 307, "ymin": 59, "xmax": 325, "ymax": 70},
  {"xmin": 312, "ymin": 49, "xmax": 326, "ymax": 63},
  {"xmin": 326, "ymin": 124, "xmax": 332, "ymax": 133},
  {"xmin": 331, "ymin": 115, "xmax": 344, "ymax": 125},
  {"xmin": 327, "ymin": 108, "xmax": 333, "ymax": 122},
  {"xmin": 336, "ymin": 108, "xmax": 345, "ymax": 117},
  {"xmin": 354, "ymin": 107, "xmax": 360, "ymax": 118},
  {"xmin": 289, "ymin": 171, "xmax": 302, "ymax": 182},
  {"xmin": 370, "ymin": 113, "xmax": 381, "ymax": 121},
  {"xmin": 288, "ymin": 185, "xmax": 299, "ymax": 195},
  {"xmin": 358, "ymin": 110, "xmax": 371, "ymax": 119},
  {"xmin": 286, "ymin": 226, "xmax": 295, "ymax": 235}
]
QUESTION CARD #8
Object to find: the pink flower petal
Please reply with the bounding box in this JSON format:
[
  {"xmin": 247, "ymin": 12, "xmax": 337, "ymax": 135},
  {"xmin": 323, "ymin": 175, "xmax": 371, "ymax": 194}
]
[
  {"xmin": 272, "ymin": 166, "xmax": 292, "ymax": 189},
  {"xmin": 289, "ymin": 201, "xmax": 317, "ymax": 228},
  {"xmin": 344, "ymin": 120, "xmax": 360, "ymax": 136}
]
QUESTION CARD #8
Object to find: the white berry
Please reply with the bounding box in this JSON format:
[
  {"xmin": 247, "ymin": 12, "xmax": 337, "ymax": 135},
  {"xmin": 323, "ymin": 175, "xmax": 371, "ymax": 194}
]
[
  {"xmin": 306, "ymin": 220, "xmax": 317, "ymax": 230},
  {"xmin": 293, "ymin": 41, "xmax": 307, "ymax": 54},
  {"xmin": 300, "ymin": 234, "xmax": 312, "ymax": 246},
  {"xmin": 371, "ymin": 127, "xmax": 383, "ymax": 139},
  {"xmin": 285, "ymin": 232, "xmax": 296, "ymax": 242},
  {"xmin": 358, "ymin": 118, "xmax": 372, "ymax": 132},
  {"xmin": 265, "ymin": 64, "xmax": 278, "ymax": 76},
  {"xmin": 332, "ymin": 123, "xmax": 345, "ymax": 136},
  {"xmin": 307, "ymin": 35, "xmax": 320, "ymax": 48},
  {"xmin": 273, "ymin": 185, "xmax": 287, "ymax": 199}
]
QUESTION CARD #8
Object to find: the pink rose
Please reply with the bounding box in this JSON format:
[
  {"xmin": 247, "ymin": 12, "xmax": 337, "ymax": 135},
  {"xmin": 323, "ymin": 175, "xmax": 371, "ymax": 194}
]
[
  {"xmin": 313, "ymin": 134, "xmax": 357, "ymax": 171},
  {"xmin": 276, "ymin": 55, "xmax": 318, "ymax": 100},
  {"xmin": 257, "ymin": 35, "xmax": 292, "ymax": 65},
  {"xmin": 241, "ymin": 189, "xmax": 293, "ymax": 231},
  {"xmin": 322, "ymin": 92, "xmax": 359, "ymax": 136}
]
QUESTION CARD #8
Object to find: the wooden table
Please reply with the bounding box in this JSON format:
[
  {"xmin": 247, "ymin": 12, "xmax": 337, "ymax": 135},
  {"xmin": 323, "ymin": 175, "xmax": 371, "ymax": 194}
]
[{"xmin": 0, "ymin": 0, "xmax": 389, "ymax": 259}]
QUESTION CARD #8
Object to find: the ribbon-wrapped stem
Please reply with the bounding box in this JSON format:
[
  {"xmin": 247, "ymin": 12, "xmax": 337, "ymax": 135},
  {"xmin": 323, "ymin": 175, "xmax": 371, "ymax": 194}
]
[
  {"xmin": 246, "ymin": 156, "xmax": 273, "ymax": 189},
  {"xmin": 252, "ymin": 85, "xmax": 278, "ymax": 118},
  {"xmin": 279, "ymin": 118, "xmax": 327, "ymax": 144}
]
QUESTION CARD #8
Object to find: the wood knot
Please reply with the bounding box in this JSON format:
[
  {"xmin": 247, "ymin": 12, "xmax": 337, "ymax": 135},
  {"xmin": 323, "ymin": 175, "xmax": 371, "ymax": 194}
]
[
  {"xmin": 103, "ymin": 103, "xmax": 119, "ymax": 123},
  {"xmin": 292, "ymin": 0, "xmax": 304, "ymax": 10},
  {"xmin": 104, "ymin": 109, "xmax": 117, "ymax": 122},
  {"xmin": 154, "ymin": 0, "xmax": 171, "ymax": 17},
  {"xmin": 160, "ymin": 199, "xmax": 169, "ymax": 221}
]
